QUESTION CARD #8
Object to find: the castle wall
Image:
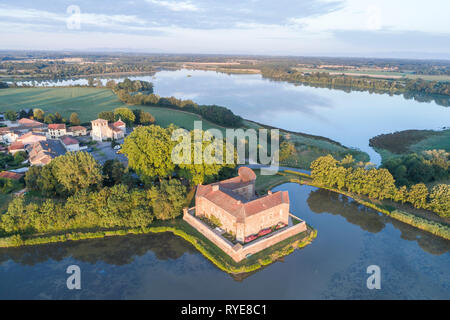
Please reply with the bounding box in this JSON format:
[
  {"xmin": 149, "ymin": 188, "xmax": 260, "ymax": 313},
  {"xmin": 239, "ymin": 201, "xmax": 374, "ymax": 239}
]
[
  {"xmin": 243, "ymin": 203, "xmax": 290, "ymax": 237},
  {"xmin": 195, "ymin": 196, "xmax": 238, "ymax": 235}
]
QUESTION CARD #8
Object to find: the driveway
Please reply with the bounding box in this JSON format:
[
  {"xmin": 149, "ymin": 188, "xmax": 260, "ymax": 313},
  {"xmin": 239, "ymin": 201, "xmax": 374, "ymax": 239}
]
[{"xmin": 89, "ymin": 141, "xmax": 128, "ymax": 165}]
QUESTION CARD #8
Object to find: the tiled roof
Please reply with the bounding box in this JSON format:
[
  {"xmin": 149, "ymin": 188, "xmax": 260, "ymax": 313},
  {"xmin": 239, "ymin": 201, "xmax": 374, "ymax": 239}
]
[
  {"xmin": 113, "ymin": 119, "xmax": 125, "ymax": 127},
  {"xmin": 61, "ymin": 136, "xmax": 79, "ymax": 145},
  {"xmin": 67, "ymin": 126, "xmax": 86, "ymax": 132},
  {"xmin": 48, "ymin": 123, "xmax": 66, "ymax": 130},
  {"xmin": 196, "ymin": 167, "xmax": 288, "ymax": 222},
  {"xmin": 18, "ymin": 118, "xmax": 44, "ymax": 127},
  {"xmin": 0, "ymin": 171, "xmax": 24, "ymax": 180},
  {"xmin": 8, "ymin": 141, "xmax": 24, "ymax": 151}
]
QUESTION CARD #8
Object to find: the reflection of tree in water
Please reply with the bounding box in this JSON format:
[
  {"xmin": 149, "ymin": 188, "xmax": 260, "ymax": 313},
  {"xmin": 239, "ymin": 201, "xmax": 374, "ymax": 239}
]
[
  {"xmin": 307, "ymin": 189, "xmax": 386, "ymax": 233},
  {"xmin": 307, "ymin": 189, "xmax": 450, "ymax": 255},
  {"xmin": 0, "ymin": 233, "xmax": 197, "ymax": 266}
]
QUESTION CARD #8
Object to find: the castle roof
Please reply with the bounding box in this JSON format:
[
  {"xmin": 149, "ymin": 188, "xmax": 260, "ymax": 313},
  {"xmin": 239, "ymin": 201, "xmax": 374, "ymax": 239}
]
[{"xmin": 196, "ymin": 167, "xmax": 288, "ymax": 222}]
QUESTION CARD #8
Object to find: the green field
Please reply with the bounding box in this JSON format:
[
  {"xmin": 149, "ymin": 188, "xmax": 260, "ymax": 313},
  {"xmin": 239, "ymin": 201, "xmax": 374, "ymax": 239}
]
[{"xmin": 0, "ymin": 87, "xmax": 224, "ymax": 131}]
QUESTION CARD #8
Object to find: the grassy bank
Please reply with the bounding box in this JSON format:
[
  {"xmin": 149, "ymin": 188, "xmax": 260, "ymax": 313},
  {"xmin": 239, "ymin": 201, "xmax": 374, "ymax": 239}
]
[
  {"xmin": 255, "ymin": 170, "xmax": 450, "ymax": 240},
  {"xmin": 0, "ymin": 218, "xmax": 316, "ymax": 275}
]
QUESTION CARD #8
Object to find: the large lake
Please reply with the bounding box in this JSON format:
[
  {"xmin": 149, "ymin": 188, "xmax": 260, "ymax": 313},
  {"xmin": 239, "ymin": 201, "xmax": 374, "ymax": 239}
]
[
  {"xmin": 0, "ymin": 183, "xmax": 448, "ymax": 299},
  {"xmin": 17, "ymin": 69, "xmax": 450, "ymax": 164}
]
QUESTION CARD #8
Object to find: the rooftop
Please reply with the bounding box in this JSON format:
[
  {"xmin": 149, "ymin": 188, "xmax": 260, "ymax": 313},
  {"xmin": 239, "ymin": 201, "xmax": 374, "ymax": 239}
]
[{"xmin": 48, "ymin": 123, "xmax": 66, "ymax": 130}]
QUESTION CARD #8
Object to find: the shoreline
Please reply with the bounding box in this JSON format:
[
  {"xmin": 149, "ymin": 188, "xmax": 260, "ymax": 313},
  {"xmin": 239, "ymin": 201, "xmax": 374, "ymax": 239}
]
[{"xmin": 0, "ymin": 219, "xmax": 317, "ymax": 275}]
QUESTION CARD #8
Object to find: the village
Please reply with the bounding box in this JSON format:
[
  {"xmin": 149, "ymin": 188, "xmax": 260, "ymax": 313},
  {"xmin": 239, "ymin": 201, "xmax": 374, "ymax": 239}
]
[{"xmin": 0, "ymin": 109, "xmax": 129, "ymax": 192}]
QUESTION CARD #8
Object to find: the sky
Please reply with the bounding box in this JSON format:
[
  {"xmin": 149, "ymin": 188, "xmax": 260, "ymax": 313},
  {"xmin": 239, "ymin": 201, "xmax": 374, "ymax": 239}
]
[{"xmin": 0, "ymin": 0, "xmax": 449, "ymax": 59}]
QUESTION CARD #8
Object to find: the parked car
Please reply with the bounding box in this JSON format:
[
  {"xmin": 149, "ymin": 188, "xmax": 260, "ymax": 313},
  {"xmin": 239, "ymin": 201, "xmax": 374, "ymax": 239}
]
[
  {"xmin": 245, "ymin": 234, "xmax": 257, "ymax": 243},
  {"xmin": 113, "ymin": 145, "xmax": 121, "ymax": 150}
]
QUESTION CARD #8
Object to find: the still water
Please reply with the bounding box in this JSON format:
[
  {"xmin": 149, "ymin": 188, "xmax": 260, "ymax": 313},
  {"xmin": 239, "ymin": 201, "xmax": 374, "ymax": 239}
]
[
  {"xmin": 1, "ymin": 183, "xmax": 448, "ymax": 299},
  {"xmin": 15, "ymin": 69, "xmax": 450, "ymax": 164}
]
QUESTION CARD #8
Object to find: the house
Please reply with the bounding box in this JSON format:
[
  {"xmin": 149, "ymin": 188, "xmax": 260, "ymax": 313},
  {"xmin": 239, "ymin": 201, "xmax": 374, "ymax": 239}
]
[
  {"xmin": 17, "ymin": 132, "xmax": 47, "ymax": 146},
  {"xmin": 29, "ymin": 140, "xmax": 66, "ymax": 166},
  {"xmin": 0, "ymin": 171, "xmax": 24, "ymax": 180},
  {"xmin": 0, "ymin": 127, "xmax": 19, "ymax": 144},
  {"xmin": 60, "ymin": 136, "xmax": 80, "ymax": 152},
  {"xmin": 47, "ymin": 123, "xmax": 67, "ymax": 139},
  {"xmin": 194, "ymin": 167, "xmax": 290, "ymax": 243},
  {"xmin": 18, "ymin": 118, "xmax": 45, "ymax": 129},
  {"xmin": 67, "ymin": 125, "xmax": 87, "ymax": 136},
  {"xmin": 8, "ymin": 141, "xmax": 25, "ymax": 155},
  {"xmin": 91, "ymin": 118, "xmax": 125, "ymax": 141}
]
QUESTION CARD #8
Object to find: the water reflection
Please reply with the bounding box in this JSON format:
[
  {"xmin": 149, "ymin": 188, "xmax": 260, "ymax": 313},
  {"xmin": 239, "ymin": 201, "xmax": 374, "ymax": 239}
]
[
  {"xmin": 0, "ymin": 233, "xmax": 197, "ymax": 267},
  {"xmin": 306, "ymin": 188, "xmax": 450, "ymax": 255}
]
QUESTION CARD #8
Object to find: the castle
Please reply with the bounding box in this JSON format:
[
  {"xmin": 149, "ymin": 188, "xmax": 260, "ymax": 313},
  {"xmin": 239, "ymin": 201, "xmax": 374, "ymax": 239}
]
[{"xmin": 184, "ymin": 167, "xmax": 307, "ymax": 262}]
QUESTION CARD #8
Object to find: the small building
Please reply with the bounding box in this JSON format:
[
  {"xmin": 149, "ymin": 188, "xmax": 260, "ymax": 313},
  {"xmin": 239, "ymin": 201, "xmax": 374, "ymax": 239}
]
[
  {"xmin": 91, "ymin": 118, "xmax": 125, "ymax": 141},
  {"xmin": 0, "ymin": 171, "xmax": 24, "ymax": 181},
  {"xmin": 67, "ymin": 125, "xmax": 87, "ymax": 137},
  {"xmin": 0, "ymin": 127, "xmax": 19, "ymax": 144},
  {"xmin": 17, "ymin": 132, "xmax": 47, "ymax": 146},
  {"xmin": 18, "ymin": 118, "xmax": 45, "ymax": 129},
  {"xmin": 60, "ymin": 135, "xmax": 80, "ymax": 152},
  {"xmin": 29, "ymin": 140, "xmax": 66, "ymax": 166},
  {"xmin": 8, "ymin": 141, "xmax": 25, "ymax": 155},
  {"xmin": 47, "ymin": 123, "xmax": 67, "ymax": 139}
]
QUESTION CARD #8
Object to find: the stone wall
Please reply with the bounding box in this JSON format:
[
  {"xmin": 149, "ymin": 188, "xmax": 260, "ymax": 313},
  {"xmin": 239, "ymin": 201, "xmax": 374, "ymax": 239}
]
[{"xmin": 183, "ymin": 209, "xmax": 307, "ymax": 262}]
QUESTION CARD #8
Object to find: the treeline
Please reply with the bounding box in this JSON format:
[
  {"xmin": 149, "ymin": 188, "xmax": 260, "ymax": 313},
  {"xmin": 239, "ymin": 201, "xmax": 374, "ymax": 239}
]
[
  {"xmin": 0, "ymin": 152, "xmax": 186, "ymax": 237},
  {"xmin": 0, "ymin": 181, "xmax": 186, "ymax": 236},
  {"xmin": 111, "ymin": 80, "xmax": 242, "ymax": 127},
  {"xmin": 261, "ymin": 67, "xmax": 450, "ymax": 105},
  {"xmin": 383, "ymin": 150, "xmax": 449, "ymax": 186},
  {"xmin": 310, "ymin": 155, "xmax": 449, "ymax": 217}
]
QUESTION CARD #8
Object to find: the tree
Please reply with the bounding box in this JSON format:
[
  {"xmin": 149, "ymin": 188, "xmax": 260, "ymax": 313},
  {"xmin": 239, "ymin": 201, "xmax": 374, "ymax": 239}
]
[
  {"xmin": 70, "ymin": 112, "xmax": 81, "ymax": 126},
  {"xmin": 54, "ymin": 112, "xmax": 63, "ymax": 123},
  {"xmin": 176, "ymin": 129, "xmax": 235, "ymax": 185},
  {"xmin": 44, "ymin": 114, "xmax": 56, "ymax": 124},
  {"xmin": 147, "ymin": 179, "xmax": 186, "ymax": 220},
  {"xmin": 98, "ymin": 111, "xmax": 115, "ymax": 122},
  {"xmin": 33, "ymin": 108, "xmax": 45, "ymax": 121},
  {"xmin": 408, "ymin": 183, "xmax": 429, "ymax": 209},
  {"xmin": 428, "ymin": 184, "xmax": 450, "ymax": 217},
  {"xmin": 279, "ymin": 141, "xmax": 296, "ymax": 161},
  {"xmin": 102, "ymin": 159, "xmax": 128, "ymax": 187},
  {"xmin": 310, "ymin": 155, "xmax": 339, "ymax": 186},
  {"xmin": 114, "ymin": 107, "xmax": 135, "ymax": 126},
  {"xmin": 51, "ymin": 152, "xmax": 103, "ymax": 195},
  {"xmin": 5, "ymin": 110, "xmax": 17, "ymax": 121},
  {"xmin": 121, "ymin": 125, "xmax": 176, "ymax": 182},
  {"xmin": 139, "ymin": 111, "xmax": 155, "ymax": 125}
]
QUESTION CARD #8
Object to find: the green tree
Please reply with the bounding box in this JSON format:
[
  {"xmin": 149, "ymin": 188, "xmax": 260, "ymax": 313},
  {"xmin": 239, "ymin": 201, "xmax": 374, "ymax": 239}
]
[
  {"xmin": 44, "ymin": 114, "xmax": 55, "ymax": 124},
  {"xmin": 98, "ymin": 111, "xmax": 115, "ymax": 122},
  {"xmin": 139, "ymin": 111, "xmax": 155, "ymax": 125},
  {"xmin": 69, "ymin": 112, "xmax": 81, "ymax": 126},
  {"xmin": 51, "ymin": 152, "xmax": 103, "ymax": 195},
  {"xmin": 121, "ymin": 125, "xmax": 176, "ymax": 182},
  {"xmin": 54, "ymin": 112, "xmax": 63, "ymax": 123},
  {"xmin": 147, "ymin": 179, "xmax": 186, "ymax": 220},
  {"xmin": 5, "ymin": 110, "xmax": 17, "ymax": 121},
  {"xmin": 114, "ymin": 107, "xmax": 135, "ymax": 126},
  {"xmin": 33, "ymin": 108, "xmax": 45, "ymax": 121},
  {"xmin": 428, "ymin": 184, "xmax": 450, "ymax": 217},
  {"xmin": 408, "ymin": 183, "xmax": 429, "ymax": 209}
]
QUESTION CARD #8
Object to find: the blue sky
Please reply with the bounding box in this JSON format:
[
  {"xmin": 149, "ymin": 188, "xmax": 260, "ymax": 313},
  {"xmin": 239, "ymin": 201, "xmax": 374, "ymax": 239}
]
[{"xmin": 0, "ymin": 0, "xmax": 449, "ymax": 58}]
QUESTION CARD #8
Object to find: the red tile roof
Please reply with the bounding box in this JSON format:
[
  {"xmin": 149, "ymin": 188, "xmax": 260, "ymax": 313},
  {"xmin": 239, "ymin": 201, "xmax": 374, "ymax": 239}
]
[
  {"xmin": 61, "ymin": 136, "xmax": 79, "ymax": 145},
  {"xmin": 18, "ymin": 118, "xmax": 43, "ymax": 127},
  {"xmin": 0, "ymin": 171, "xmax": 24, "ymax": 180},
  {"xmin": 48, "ymin": 123, "xmax": 66, "ymax": 130},
  {"xmin": 67, "ymin": 126, "xmax": 86, "ymax": 132},
  {"xmin": 113, "ymin": 119, "xmax": 125, "ymax": 127},
  {"xmin": 8, "ymin": 141, "xmax": 24, "ymax": 151},
  {"xmin": 196, "ymin": 167, "xmax": 288, "ymax": 222}
]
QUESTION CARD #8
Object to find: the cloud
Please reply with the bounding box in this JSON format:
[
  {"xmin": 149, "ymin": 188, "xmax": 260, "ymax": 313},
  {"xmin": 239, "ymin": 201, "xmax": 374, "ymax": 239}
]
[{"xmin": 146, "ymin": 0, "xmax": 201, "ymax": 12}]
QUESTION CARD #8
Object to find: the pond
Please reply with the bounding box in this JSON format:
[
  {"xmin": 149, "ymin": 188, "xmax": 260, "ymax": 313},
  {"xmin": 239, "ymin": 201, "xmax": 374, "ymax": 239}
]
[{"xmin": 1, "ymin": 183, "xmax": 448, "ymax": 299}]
